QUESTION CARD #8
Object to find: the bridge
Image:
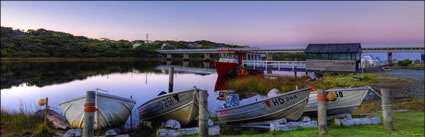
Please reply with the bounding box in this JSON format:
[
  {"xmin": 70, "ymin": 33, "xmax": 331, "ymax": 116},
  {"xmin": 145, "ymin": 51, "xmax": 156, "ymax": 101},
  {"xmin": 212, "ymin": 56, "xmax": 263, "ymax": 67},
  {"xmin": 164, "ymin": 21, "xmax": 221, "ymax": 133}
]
[{"xmin": 157, "ymin": 46, "xmax": 424, "ymax": 64}]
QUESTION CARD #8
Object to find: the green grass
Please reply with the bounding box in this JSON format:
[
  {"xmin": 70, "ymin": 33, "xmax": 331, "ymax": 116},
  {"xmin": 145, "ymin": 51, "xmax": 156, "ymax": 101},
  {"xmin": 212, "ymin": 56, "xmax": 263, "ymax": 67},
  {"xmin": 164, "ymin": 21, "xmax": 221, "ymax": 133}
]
[
  {"xmin": 1, "ymin": 109, "xmax": 44, "ymax": 137},
  {"xmin": 180, "ymin": 112, "xmax": 424, "ymax": 137}
]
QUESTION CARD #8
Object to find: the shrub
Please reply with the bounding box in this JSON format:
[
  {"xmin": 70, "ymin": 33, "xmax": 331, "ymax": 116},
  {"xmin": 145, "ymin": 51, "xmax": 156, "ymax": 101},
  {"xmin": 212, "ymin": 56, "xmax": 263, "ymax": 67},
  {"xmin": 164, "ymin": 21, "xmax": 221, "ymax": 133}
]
[{"xmin": 398, "ymin": 59, "xmax": 412, "ymax": 66}]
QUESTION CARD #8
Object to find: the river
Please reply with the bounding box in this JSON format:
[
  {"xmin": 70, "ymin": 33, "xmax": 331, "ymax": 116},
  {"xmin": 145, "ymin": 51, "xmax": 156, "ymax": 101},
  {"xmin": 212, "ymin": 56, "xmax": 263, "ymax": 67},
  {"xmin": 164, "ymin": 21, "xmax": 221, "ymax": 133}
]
[{"xmin": 1, "ymin": 61, "xmax": 304, "ymax": 127}]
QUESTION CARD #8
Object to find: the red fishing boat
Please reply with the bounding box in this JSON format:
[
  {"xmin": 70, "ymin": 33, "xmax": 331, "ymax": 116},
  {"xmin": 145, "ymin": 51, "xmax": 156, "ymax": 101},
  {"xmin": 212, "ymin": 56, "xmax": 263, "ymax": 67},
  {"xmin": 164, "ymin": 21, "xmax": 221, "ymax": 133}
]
[{"xmin": 214, "ymin": 49, "xmax": 263, "ymax": 76}]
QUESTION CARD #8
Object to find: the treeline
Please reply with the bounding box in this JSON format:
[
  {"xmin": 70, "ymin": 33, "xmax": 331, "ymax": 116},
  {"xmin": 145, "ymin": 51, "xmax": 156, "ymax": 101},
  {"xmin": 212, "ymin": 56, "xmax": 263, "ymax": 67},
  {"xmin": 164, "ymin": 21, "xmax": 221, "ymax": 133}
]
[{"xmin": 0, "ymin": 26, "xmax": 245, "ymax": 58}]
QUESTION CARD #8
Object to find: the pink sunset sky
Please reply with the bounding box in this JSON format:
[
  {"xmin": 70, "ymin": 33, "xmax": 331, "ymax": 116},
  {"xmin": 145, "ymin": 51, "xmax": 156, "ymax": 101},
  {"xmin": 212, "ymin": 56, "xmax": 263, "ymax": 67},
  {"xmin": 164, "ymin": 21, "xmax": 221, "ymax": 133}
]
[{"xmin": 1, "ymin": 1, "xmax": 424, "ymax": 48}]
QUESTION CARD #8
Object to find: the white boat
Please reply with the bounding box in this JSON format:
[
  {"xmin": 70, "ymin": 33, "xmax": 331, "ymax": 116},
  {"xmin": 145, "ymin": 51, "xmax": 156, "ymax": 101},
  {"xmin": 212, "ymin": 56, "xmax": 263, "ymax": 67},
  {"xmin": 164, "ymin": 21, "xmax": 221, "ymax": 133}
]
[
  {"xmin": 138, "ymin": 88, "xmax": 201, "ymax": 125},
  {"xmin": 217, "ymin": 88, "xmax": 311, "ymax": 123},
  {"xmin": 59, "ymin": 92, "xmax": 136, "ymax": 129},
  {"xmin": 303, "ymin": 87, "xmax": 369, "ymax": 116}
]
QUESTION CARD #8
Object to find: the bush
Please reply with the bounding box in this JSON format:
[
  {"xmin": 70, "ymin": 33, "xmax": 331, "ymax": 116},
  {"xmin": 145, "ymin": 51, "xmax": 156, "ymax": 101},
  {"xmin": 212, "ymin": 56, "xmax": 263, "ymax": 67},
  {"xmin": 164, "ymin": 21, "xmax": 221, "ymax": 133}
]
[{"xmin": 398, "ymin": 59, "xmax": 412, "ymax": 66}]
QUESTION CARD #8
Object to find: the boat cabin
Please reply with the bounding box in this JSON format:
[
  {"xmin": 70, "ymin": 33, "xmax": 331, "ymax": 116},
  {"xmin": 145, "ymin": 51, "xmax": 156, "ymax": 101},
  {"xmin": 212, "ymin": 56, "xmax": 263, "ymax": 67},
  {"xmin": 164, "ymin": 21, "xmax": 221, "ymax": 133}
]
[
  {"xmin": 215, "ymin": 49, "xmax": 264, "ymax": 76},
  {"xmin": 305, "ymin": 43, "xmax": 362, "ymax": 73},
  {"xmin": 217, "ymin": 50, "xmax": 264, "ymax": 65}
]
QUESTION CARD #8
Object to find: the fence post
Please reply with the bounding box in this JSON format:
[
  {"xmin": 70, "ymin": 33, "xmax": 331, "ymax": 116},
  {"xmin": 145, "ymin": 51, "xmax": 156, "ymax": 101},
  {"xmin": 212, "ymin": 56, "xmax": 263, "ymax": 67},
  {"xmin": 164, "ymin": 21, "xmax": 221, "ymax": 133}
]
[
  {"xmin": 130, "ymin": 96, "xmax": 133, "ymax": 129},
  {"xmin": 83, "ymin": 91, "xmax": 96, "ymax": 137},
  {"xmin": 381, "ymin": 88, "xmax": 393, "ymax": 131},
  {"xmin": 44, "ymin": 97, "xmax": 48, "ymax": 124},
  {"xmin": 317, "ymin": 89, "xmax": 328, "ymax": 135},
  {"xmin": 169, "ymin": 67, "xmax": 174, "ymax": 93},
  {"xmin": 198, "ymin": 88, "xmax": 208, "ymax": 137}
]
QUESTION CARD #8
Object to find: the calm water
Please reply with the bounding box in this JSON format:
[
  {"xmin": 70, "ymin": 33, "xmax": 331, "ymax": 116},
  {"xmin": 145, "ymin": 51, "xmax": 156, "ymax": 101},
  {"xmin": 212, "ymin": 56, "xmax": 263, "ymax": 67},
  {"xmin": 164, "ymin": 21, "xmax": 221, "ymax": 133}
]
[
  {"xmin": 383, "ymin": 70, "xmax": 425, "ymax": 80},
  {"xmin": 1, "ymin": 61, "xmax": 304, "ymax": 127}
]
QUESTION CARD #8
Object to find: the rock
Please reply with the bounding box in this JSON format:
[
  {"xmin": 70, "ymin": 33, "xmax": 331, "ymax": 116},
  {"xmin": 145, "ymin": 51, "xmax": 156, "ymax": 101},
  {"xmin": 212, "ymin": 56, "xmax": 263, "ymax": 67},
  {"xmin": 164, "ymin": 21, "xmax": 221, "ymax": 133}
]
[
  {"xmin": 270, "ymin": 122, "xmax": 290, "ymax": 131},
  {"xmin": 267, "ymin": 88, "xmax": 281, "ymax": 97},
  {"xmin": 338, "ymin": 117, "xmax": 382, "ymax": 127},
  {"xmin": 165, "ymin": 120, "xmax": 181, "ymax": 129},
  {"xmin": 299, "ymin": 121, "xmax": 317, "ymax": 128},
  {"xmin": 35, "ymin": 109, "xmax": 71, "ymax": 129},
  {"xmin": 208, "ymin": 119, "xmax": 214, "ymax": 127},
  {"xmin": 334, "ymin": 119, "xmax": 342, "ymax": 127},
  {"xmin": 301, "ymin": 116, "xmax": 311, "ymax": 122},
  {"xmin": 270, "ymin": 121, "xmax": 317, "ymax": 131},
  {"xmin": 105, "ymin": 128, "xmax": 121, "ymax": 136},
  {"xmin": 63, "ymin": 129, "xmax": 81, "ymax": 137}
]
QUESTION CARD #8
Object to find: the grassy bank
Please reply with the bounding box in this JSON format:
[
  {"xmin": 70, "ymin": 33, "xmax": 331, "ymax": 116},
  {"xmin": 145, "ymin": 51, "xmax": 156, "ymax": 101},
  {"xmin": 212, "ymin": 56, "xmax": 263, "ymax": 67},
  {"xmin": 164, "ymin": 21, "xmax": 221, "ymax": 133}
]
[
  {"xmin": 181, "ymin": 111, "xmax": 424, "ymax": 137},
  {"xmin": 225, "ymin": 73, "xmax": 392, "ymax": 96},
  {"xmin": 0, "ymin": 109, "xmax": 55, "ymax": 137}
]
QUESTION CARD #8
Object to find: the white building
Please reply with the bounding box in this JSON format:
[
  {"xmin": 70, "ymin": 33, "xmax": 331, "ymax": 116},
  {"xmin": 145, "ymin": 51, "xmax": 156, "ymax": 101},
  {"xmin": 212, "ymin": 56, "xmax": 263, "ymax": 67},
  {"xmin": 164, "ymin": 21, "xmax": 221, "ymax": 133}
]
[
  {"xmin": 361, "ymin": 56, "xmax": 381, "ymax": 68},
  {"xmin": 132, "ymin": 43, "xmax": 142, "ymax": 48}
]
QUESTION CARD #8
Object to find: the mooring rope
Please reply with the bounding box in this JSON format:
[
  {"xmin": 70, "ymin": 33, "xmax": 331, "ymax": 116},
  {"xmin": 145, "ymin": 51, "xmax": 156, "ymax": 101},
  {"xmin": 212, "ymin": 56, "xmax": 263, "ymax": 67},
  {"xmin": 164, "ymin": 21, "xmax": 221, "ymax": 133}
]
[{"xmin": 368, "ymin": 86, "xmax": 382, "ymax": 99}]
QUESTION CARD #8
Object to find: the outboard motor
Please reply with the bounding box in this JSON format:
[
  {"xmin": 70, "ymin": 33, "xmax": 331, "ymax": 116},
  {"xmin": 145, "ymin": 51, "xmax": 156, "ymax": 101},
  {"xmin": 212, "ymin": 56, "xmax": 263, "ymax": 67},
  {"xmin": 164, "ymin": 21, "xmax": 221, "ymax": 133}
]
[
  {"xmin": 223, "ymin": 93, "xmax": 240, "ymax": 108},
  {"xmin": 158, "ymin": 91, "xmax": 167, "ymax": 96}
]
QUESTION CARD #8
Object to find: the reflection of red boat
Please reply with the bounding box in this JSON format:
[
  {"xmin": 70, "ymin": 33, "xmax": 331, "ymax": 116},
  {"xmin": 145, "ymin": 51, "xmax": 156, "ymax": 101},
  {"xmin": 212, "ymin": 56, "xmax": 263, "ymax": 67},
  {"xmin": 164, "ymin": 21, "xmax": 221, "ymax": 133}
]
[
  {"xmin": 214, "ymin": 49, "xmax": 263, "ymax": 76},
  {"xmin": 214, "ymin": 62, "xmax": 240, "ymax": 76}
]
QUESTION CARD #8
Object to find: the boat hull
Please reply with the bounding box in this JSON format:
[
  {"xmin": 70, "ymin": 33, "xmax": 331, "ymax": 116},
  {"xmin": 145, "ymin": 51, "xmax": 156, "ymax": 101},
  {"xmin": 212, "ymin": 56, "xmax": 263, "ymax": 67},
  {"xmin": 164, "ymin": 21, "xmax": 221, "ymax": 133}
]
[
  {"xmin": 138, "ymin": 89, "xmax": 199, "ymax": 125},
  {"xmin": 217, "ymin": 88, "xmax": 311, "ymax": 123},
  {"xmin": 59, "ymin": 92, "xmax": 136, "ymax": 129},
  {"xmin": 214, "ymin": 62, "xmax": 240, "ymax": 76},
  {"xmin": 303, "ymin": 87, "xmax": 369, "ymax": 116}
]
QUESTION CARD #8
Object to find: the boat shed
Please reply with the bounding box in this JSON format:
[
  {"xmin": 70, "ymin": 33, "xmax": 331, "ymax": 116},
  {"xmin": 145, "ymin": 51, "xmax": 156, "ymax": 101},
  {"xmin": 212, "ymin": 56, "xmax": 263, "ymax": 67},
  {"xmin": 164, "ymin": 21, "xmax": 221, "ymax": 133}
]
[{"xmin": 305, "ymin": 43, "xmax": 362, "ymax": 73}]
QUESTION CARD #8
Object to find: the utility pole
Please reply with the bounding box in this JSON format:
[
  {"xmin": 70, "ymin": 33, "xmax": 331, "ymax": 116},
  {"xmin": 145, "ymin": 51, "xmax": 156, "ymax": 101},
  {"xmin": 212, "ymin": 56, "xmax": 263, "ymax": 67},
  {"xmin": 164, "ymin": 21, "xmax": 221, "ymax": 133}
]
[{"xmin": 146, "ymin": 33, "xmax": 149, "ymax": 48}]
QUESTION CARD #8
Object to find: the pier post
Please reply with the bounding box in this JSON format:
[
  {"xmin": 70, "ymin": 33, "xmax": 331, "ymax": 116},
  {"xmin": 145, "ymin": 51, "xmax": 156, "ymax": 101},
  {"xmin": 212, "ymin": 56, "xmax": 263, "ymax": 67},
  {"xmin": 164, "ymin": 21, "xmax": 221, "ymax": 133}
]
[
  {"xmin": 167, "ymin": 54, "xmax": 172, "ymax": 60},
  {"xmin": 203, "ymin": 53, "xmax": 210, "ymax": 61},
  {"xmin": 169, "ymin": 67, "xmax": 174, "ymax": 93},
  {"xmin": 198, "ymin": 88, "xmax": 208, "ymax": 137},
  {"xmin": 381, "ymin": 88, "xmax": 393, "ymax": 131},
  {"xmin": 266, "ymin": 53, "xmax": 273, "ymax": 61},
  {"xmin": 183, "ymin": 53, "xmax": 190, "ymax": 61},
  {"xmin": 317, "ymin": 89, "xmax": 328, "ymax": 135},
  {"xmin": 387, "ymin": 52, "xmax": 392, "ymax": 65},
  {"xmin": 83, "ymin": 91, "xmax": 96, "ymax": 137}
]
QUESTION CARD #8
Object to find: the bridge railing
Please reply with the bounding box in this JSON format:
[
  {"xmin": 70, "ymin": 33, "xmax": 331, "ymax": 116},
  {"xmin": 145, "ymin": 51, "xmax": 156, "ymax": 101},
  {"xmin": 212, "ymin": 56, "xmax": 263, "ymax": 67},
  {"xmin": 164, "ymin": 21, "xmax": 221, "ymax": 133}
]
[{"xmin": 242, "ymin": 60, "xmax": 306, "ymax": 71}]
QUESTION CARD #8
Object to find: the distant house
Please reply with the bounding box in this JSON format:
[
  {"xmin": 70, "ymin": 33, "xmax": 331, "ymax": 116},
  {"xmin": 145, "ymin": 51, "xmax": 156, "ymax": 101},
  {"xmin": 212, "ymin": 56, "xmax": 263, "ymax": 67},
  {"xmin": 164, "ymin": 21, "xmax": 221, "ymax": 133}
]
[
  {"xmin": 361, "ymin": 56, "xmax": 380, "ymax": 68},
  {"xmin": 161, "ymin": 43, "xmax": 177, "ymax": 49},
  {"xmin": 132, "ymin": 43, "xmax": 142, "ymax": 49},
  {"xmin": 98, "ymin": 38, "xmax": 116, "ymax": 43},
  {"xmin": 188, "ymin": 43, "xmax": 202, "ymax": 48},
  {"xmin": 305, "ymin": 43, "xmax": 362, "ymax": 73}
]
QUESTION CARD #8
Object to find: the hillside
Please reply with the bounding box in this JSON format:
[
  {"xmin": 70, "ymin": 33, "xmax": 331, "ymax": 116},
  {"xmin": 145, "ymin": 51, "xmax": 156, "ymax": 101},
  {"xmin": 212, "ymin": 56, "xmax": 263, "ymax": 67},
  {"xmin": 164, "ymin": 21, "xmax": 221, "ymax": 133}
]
[{"xmin": 0, "ymin": 26, "xmax": 246, "ymax": 58}]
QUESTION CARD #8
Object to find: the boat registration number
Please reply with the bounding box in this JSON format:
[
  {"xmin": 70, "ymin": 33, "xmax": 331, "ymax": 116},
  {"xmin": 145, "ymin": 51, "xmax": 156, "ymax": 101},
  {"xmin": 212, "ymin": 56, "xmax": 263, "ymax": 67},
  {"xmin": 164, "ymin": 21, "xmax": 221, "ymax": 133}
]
[
  {"xmin": 336, "ymin": 91, "xmax": 344, "ymax": 98},
  {"xmin": 151, "ymin": 97, "xmax": 177, "ymax": 111},
  {"xmin": 271, "ymin": 94, "xmax": 298, "ymax": 106}
]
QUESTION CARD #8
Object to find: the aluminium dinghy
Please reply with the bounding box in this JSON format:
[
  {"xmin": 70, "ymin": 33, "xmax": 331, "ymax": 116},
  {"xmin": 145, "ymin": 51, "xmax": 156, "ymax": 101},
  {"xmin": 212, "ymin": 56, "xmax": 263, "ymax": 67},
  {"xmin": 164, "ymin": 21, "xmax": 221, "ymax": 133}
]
[
  {"xmin": 303, "ymin": 87, "xmax": 370, "ymax": 116},
  {"xmin": 138, "ymin": 88, "xmax": 203, "ymax": 125},
  {"xmin": 59, "ymin": 91, "xmax": 136, "ymax": 129},
  {"xmin": 217, "ymin": 88, "xmax": 312, "ymax": 123}
]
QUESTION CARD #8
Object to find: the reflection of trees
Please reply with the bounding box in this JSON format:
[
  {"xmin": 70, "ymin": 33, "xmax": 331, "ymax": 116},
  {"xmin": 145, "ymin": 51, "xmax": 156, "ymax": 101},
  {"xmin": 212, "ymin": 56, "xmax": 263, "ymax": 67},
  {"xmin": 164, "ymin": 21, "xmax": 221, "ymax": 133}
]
[{"xmin": 1, "ymin": 62, "xmax": 159, "ymax": 89}]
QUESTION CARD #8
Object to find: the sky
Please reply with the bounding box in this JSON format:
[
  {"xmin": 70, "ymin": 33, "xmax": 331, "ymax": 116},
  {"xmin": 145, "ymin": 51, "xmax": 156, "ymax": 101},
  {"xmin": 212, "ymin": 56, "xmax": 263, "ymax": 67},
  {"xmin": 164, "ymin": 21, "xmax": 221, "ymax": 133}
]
[{"xmin": 1, "ymin": 1, "xmax": 424, "ymax": 48}]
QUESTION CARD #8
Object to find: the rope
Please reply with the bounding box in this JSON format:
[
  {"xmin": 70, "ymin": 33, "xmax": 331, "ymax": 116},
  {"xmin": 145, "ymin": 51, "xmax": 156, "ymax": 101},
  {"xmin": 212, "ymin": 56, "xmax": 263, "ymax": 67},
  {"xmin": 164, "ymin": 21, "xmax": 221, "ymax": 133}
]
[
  {"xmin": 306, "ymin": 85, "xmax": 327, "ymax": 101},
  {"xmin": 368, "ymin": 86, "xmax": 382, "ymax": 98}
]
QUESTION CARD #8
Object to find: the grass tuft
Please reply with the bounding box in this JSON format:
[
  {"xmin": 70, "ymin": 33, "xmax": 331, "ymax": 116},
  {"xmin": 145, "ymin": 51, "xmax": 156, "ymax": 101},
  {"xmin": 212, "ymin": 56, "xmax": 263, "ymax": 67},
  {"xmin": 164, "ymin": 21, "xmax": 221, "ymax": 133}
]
[{"xmin": 225, "ymin": 73, "xmax": 388, "ymax": 96}]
